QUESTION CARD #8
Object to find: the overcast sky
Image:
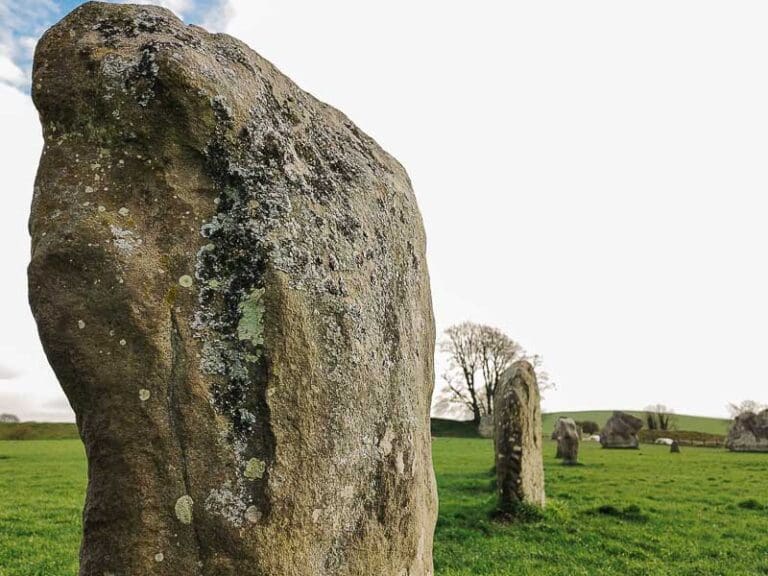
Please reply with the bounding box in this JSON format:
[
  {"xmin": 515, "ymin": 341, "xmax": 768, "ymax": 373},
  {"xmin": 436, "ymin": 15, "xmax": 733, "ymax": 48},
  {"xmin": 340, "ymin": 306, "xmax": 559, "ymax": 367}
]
[{"xmin": 3, "ymin": 0, "xmax": 768, "ymax": 421}]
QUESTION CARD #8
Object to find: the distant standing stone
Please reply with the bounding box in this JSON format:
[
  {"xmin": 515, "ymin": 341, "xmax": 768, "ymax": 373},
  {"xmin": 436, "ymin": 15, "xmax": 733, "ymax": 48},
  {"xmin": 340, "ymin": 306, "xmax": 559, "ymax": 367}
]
[
  {"xmin": 600, "ymin": 411, "xmax": 643, "ymax": 449},
  {"xmin": 494, "ymin": 361, "xmax": 545, "ymax": 511},
  {"xmin": 478, "ymin": 414, "xmax": 494, "ymax": 438},
  {"xmin": 28, "ymin": 3, "xmax": 437, "ymax": 575},
  {"xmin": 726, "ymin": 410, "xmax": 768, "ymax": 452},
  {"xmin": 670, "ymin": 440, "xmax": 681, "ymax": 453},
  {"xmin": 554, "ymin": 417, "xmax": 580, "ymax": 465}
]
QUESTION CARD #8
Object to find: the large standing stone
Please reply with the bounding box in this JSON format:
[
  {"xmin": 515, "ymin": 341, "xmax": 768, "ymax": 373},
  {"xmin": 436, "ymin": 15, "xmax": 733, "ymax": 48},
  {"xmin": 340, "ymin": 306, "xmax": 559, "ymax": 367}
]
[
  {"xmin": 28, "ymin": 4, "xmax": 437, "ymax": 575},
  {"xmin": 726, "ymin": 410, "xmax": 768, "ymax": 452},
  {"xmin": 553, "ymin": 417, "xmax": 580, "ymax": 465},
  {"xmin": 478, "ymin": 414, "xmax": 494, "ymax": 438},
  {"xmin": 600, "ymin": 411, "xmax": 643, "ymax": 449},
  {"xmin": 494, "ymin": 360, "xmax": 545, "ymax": 511}
]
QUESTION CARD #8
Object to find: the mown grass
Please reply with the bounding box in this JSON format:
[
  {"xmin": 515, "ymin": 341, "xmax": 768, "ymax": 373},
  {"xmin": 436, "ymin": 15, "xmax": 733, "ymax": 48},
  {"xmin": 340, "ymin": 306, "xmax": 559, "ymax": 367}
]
[
  {"xmin": 434, "ymin": 438, "xmax": 768, "ymax": 575},
  {"xmin": 1, "ymin": 437, "xmax": 767, "ymax": 575}
]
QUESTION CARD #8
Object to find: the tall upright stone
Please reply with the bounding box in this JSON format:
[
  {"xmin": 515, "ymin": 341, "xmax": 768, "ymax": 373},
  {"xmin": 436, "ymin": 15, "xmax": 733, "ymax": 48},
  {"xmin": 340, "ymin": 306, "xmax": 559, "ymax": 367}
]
[
  {"xmin": 494, "ymin": 360, "xmax": 545, "ymax": 511},
  {"xmin": 553, "ymin": 417, "xmax": 580, "ymax": 465},
  {"xmin": 28, "ymin": 3, "xmax": 437, "ymax": 575}
]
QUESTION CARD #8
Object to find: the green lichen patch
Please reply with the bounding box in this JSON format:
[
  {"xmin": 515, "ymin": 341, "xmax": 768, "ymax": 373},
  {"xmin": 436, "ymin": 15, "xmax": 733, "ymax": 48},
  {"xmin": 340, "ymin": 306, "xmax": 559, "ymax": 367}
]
[
  {"xmin": 237, "ymin": 288, "xmax": 265, "ymax": 347},
  {"xmin": 174, "ymin": 495, "xmax": 194, "ymax": 524},
  {"xmin": 244, "ymin": 457, "xmax": 266, "ymax": 480}
]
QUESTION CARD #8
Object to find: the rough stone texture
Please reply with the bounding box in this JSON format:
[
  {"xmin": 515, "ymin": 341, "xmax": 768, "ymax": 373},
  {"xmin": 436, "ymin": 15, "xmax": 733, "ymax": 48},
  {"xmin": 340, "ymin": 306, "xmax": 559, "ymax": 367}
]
[
  {"xmin": 553, "ymin": 417, "xmax": 579, "ymax": 465},
  {"xmin": 28, "ymin": 3, "xmax": 437, "ymax": 575},
  {"xmin": 726, "ymin": 410, "xmax": 768, "ymax": 452},
  {"xmin": 478, "ymin": 414, "xmax": 493, "ymax": 438},
  {"xmin": 493, "ymin": 360, "xmax": 545, "ymax": 511},
  {"xmin": 599, "ymin": 411, "xmax": 643, "ymax": 449}
]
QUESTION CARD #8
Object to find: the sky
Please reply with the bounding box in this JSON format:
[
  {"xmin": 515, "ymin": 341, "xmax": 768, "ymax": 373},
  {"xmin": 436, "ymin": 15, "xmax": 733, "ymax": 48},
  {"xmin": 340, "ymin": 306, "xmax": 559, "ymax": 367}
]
[{"xmin": 2, "ymin": 1, "xmax": 768, "ymax": 421}]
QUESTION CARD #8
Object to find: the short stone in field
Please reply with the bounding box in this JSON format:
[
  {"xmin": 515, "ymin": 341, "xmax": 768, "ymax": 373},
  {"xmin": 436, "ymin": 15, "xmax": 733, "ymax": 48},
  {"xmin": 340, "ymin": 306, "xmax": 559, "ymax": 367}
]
[
  {"xmin": 554, "ymin": 417, "xmax": 580, "ymax": 465},
  {"xmin": 726, "ymin": 410, "xmax": 768, "ymax": 452},
  {"xmin": 28, "ymin": 3, "xmax": 437, "ymax": 574},
  {"xmin": 478, "ymin": 414, "xmax": 494, "ymax": 438},
  {"xmin": 670, "ymin": 440, "xmax": 681, "ymax": 453},
  {"xmin": 600, "ymin": 411, "xmax": 643, "ymax": 449},
  {"xmin": 494, "ymin": 360, "xmax": 545, "ymax": 510}
]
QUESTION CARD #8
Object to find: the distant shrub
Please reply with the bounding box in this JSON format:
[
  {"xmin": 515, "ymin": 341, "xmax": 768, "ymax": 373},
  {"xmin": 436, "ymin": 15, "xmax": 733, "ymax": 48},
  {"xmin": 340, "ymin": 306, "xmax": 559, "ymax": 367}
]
[
  {"xmin": 576, "ymin": 420, "xmax": 600, "ymax": 435},
  {"xmin": 738, "ymin": 499, "xmax": 764, "ymax": 511}
]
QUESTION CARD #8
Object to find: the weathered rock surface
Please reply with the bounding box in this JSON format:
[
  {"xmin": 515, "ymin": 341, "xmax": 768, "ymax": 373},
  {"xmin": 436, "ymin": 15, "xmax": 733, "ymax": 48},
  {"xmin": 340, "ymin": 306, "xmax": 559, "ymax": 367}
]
[
  {"xmin": 726, "ymin": 410, "xmax": 768, "ymax": 452},
  {"xmin": 600, "ymin": 411, "xmax": 643, "ymax": 449},
  {"xmin": 28, "ymin": 3, "xmax": 437, "ymax": 575},
  {"xmin": 494, "ymin": 360, "xmax": 545, "ymax": 510},
  {"xmin": 478, "ymin": 414, "xmax": 494, "ymax": 438},
  {"xmin": 553, "ymin": 417, "xmax": 579, "ymax": 465},
  {"xmin": 670, "ymin": 440, "xmax": 681, "ymax": 453}
]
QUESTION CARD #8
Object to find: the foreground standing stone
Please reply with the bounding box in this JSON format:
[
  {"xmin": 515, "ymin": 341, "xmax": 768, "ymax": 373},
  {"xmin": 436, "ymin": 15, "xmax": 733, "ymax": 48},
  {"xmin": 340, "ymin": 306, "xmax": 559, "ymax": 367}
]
[
  {"xmin": 600, "ymin": 411, "xmax": 643, "ymax": 449},
  {"xmin": 553, "ymin": 417, "xmax": 580, "ymax": 465},
  {"xmin": 28, "ymin": 3, "xmax": 437, "ymax": 574},
  {"xmin": 726, "ymin": 410, "xmax": 768, "ymax": 452},
  {"xmin": 494, "ymin": 361, "xmax": 545, "ymax": 511}
]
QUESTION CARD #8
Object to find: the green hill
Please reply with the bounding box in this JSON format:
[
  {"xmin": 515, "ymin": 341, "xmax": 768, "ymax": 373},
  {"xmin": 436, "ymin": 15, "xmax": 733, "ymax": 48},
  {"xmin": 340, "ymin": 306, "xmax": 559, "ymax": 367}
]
[
  {"xmin": 431, "ymin": 410, "xmax": 731, "ymax": 438},
  {"xmin": 541, "ymin": 410, "xmax": 730, "ymax": 436},
  {"xmin": 0, "ymin": 422, "xmax": 79, "ymax": 441}
]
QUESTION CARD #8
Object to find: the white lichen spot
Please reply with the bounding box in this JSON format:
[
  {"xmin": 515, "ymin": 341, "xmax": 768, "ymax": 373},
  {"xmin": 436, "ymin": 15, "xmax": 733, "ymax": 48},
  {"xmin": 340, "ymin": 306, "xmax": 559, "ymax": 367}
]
[
  {"xmin": 84, "ymin": 186, "xmax": 94, "ymax": 194},
  {"xmin": 244, "ymin": 506, "xmax": 261, "ymax": 524},
  {"xmin": 154, "ymin": 552, "xmax": 164, "ymax": 562},
  {"xmin": 178, "ymin": 275, "xmax": 194, "ymax": 288},
  {"xmin": 395, "ymin": 451, "xmax": 405, "ymax": 475},
  {"xmin": 77, "ymin": 320, "xmax": 85, "ymax": 330},
  {"xmin": 175, "ymin": 495, "xmax": 194, "ymax": 524},
  {"xmin": 118, "ymin": 207, "xmax": 130, "ymax": 216},
  {"xmin": 312, "ymin": 508, "xmax": 322, "ymax": 523},
  {"xmin": 119, "ymin": 339, "xmax": 127, "ymax": 346},
  {"xmin": 98, "ymin": 205, "xmax": 106, "ymax": 212},
  {"xmin": 378, "ymin": 429, "xmax": 395, "ymax": 456},
  {"xmin": 139, "ymin": 389, "xmax": 151, "ymax": 401},
  {"xmin": 110, "ymin": 225, "xmax": 138, "ymax": 256},
  {"xmin": 244, "ymin": 458, "xmax": 266, "ymax": 480}
]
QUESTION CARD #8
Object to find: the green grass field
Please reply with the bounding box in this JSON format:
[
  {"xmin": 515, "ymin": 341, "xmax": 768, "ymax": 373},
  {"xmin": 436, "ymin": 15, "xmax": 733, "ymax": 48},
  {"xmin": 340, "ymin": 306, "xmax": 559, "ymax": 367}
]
[{"xmin": 1, "ymin": 434, "xmax": 767, "ymax": 575}]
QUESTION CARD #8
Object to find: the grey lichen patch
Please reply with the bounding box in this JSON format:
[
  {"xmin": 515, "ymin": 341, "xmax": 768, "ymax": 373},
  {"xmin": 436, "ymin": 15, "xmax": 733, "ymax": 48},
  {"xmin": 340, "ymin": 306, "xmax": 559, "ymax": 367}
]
[
  {"xmin": 139, "ymin": 388, "xmax": 151, "ymax": 401},
  {"xmin": 244, "ymin": 457, "xmax": 265, "ymax": 480},
  {"xmin": 245, "ymin": 505, "xmax": 261, "ymax": 524},
  {"xmin": 178, "ymin": 274, "xmax": 193, "ymax": 288},
  {"xmin": 154, "ymin": 552, "xmax": 164, "ymax": 562},
  {"xmin": 237, "ymin": 288, "xmax": 265, "ymax": 347},
  {"xmin": 174, "ymin": 495, "xmax": 194, "ymax": 524},
  {"xmin": 77, "ymin": 319, "xmax": 86, "ymax": 329}
]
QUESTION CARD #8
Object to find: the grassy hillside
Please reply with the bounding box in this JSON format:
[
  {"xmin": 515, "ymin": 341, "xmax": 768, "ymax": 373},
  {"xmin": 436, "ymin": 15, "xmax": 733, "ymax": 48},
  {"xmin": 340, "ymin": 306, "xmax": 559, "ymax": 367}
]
[
  {"xmin": 0, "ymin": 422, "xmax": 79, "ymax": 441},
  {"xmin": 541, "ymin": 410, "xmax": 730, "ymax": 436},
  {"xmin": 431, "ymin": 411, "xmax": 731, "ymax": 439}
]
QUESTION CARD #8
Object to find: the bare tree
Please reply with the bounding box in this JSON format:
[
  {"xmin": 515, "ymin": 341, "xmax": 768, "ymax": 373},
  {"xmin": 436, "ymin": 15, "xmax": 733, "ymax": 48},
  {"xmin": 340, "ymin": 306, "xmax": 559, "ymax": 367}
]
[
  {"xmin": 644, "ymin": 404, "xmax": 675, "ymax": 431},
  {"xmin": 727, "ymin": 400, "xmax": 766, "ymax": 418},
  {"xmin": 477, "ymin": 325, "xmax": 524, "ymax": 417},
  {"xmin": 0, "ymin": 414, "xmax": 19, "ymax": 423},
  {"xmin": 439, "ymin": 322, "xmax": 483, "ymax": 423},
  {"xmin": 437, "ymin": 322, "xmax": 554, "ymax": 423}
]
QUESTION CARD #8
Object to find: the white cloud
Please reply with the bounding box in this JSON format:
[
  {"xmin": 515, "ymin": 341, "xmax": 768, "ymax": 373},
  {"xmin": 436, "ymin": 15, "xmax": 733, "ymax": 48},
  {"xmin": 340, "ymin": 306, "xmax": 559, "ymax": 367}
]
[{"xmin": 0, "ymin": 52, "xmax": 24, "ymax": 86}]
